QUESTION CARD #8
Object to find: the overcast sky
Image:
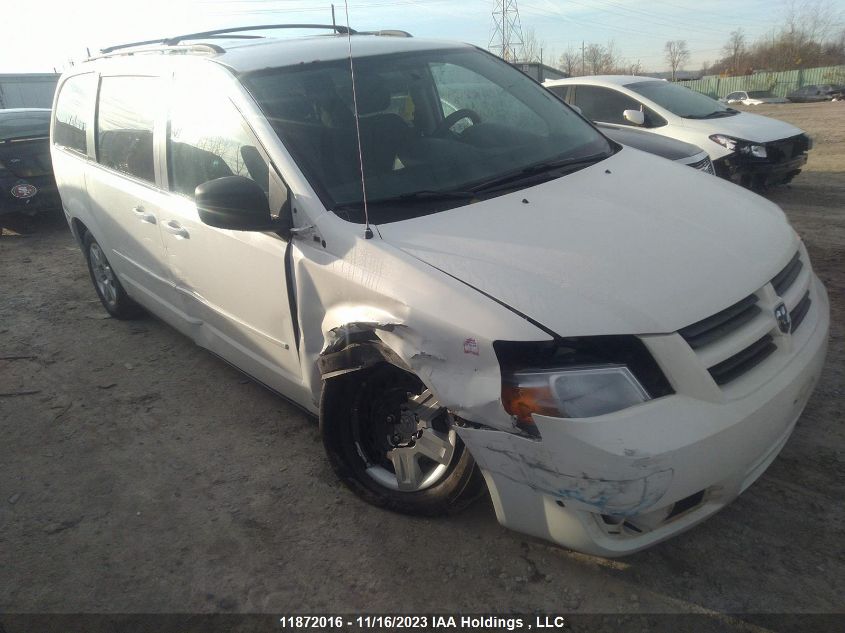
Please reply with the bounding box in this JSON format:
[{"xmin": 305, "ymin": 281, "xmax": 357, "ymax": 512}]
[{"xmin": 2, "ymin": 0, "xmax": 843, "ymax": 74}]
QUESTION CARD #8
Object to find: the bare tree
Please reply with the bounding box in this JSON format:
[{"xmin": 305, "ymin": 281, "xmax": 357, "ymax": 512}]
[
  {"xmin": 664, "ymin": 40, "xmax": 691, "ymax": 81},
  {"xmin": 582, "ymin": 41, "xmax": 622, "ymax": 75},
  {"xmin": 522, "ymin": 27, "xmax": 545, "ymax": 63},
  {"xmin": 721, "ymin": 29, "xmax": 747, "ymax": 75},
  {"xmin": 559, "ymin": 46, "xmax": 580, "ymax": 76},
  {"xmin": 709, "ymin": 0, "xmax": 845, "ymax": 73},
  {"xmin": 627, "ymin": 60, "xmax": 643, "ymax": 75},
  {"xmin": 785, "ymin": 0, "xmax": 838, "ymax": 43}
]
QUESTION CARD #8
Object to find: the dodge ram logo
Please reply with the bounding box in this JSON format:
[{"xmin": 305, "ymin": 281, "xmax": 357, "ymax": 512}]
[{"xmin": 775, "ymin": 303, "xmax": 791, "ymax": 334}]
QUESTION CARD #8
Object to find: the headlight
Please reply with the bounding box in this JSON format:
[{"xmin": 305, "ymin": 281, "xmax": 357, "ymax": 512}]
[
  {"xmin": 495, "ymin": 337, "xmax": 674, "ymax": 430},
  {"xmin": 502, "ymin": 365, "xmax": 650, "ymax": 422},
  {"xmin": 709, "ymin": 134, "xmax": 737, "ymax": 151},
  {"xmin": 709, "ymin": 134, "xmax": 767, "ymax": 158}
]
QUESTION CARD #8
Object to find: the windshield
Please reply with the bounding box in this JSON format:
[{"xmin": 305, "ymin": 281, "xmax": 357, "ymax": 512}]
[
  {"xmin": 244, "ymin": 47, "xmax": 611, "ymax": 224},
  {"xmin": 747, "ymin": 90, "xmax": 775, "ymax": 98},
  {"xmin": 625, "ymin": 80, "xmax": 737, "ymax": 119},
  {"xmin": 0, "ymin": 111, "xmax": 51, "ymax": 141}
]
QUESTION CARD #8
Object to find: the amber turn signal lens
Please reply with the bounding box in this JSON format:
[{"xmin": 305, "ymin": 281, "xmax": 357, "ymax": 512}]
[{"xmin": 501, "ymin": 382, "xmax": 560, "ymax": 424}]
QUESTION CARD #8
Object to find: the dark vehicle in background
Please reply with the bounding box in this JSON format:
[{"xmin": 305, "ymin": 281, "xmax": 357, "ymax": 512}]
[
  {"xmin": 0, "ymin": 108, "xmax": 60, "ymax": 220},
  {"xmin": 595, "ymin": 123, "xmax": 714, "ymax": 173},
  {"xmin": 787, "ymin": 84, "xmax": 845, "ymax": 103}
]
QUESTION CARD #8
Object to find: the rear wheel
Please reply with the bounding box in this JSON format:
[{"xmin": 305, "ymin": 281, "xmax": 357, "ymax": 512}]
[
  {"xmin": 320, "ymin": 364, "xmax": 485, "ymax": 516},
  {"xmin": 83, "ymin": 231, "xmax": 143, "ymax": 319}
]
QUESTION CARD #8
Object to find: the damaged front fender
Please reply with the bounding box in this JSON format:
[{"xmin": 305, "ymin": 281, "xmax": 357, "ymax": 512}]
[{"xmin": 289, "ymin": 221, "xmax": 548, "ymax": 427}]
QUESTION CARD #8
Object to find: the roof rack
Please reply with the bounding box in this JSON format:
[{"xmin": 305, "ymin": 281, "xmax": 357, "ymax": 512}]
[
  {"xmin": 359, "ymin": 30, "xmax": 413, "ymax": 38},
  {"xmin": 88, "ymin": 43, "xmax": 226, "ymax": 62},
  {"xmin": 100, "ymin": 24, "xmax": 355, "ymax": 54}
]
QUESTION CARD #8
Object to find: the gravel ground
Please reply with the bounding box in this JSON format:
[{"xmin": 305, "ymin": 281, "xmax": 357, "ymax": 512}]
[{"xmin": 1, "ymin": 102, "xmax": 843, "ymax": 629}]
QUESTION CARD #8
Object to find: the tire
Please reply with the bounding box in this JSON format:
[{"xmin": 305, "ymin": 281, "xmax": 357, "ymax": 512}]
[
  {"xmin": 83, "ymin": 231, "xmax": 143, "ymax": 319},
  {"xmin": 320, "ymin": 363, "xmax": 485, "ymax": 516}
]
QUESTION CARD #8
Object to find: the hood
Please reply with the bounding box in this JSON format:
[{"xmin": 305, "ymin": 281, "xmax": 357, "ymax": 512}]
[
  {"xmin": 680, "ymin": 110, "xmax": 804, "ymax": 142},
  {"xmin": 377, "ymin": 149, "xmax": 797, "ymax": 337},
  {"xmin": 598, "ymin": 124, "xmax": 701, "ymax": 160}
]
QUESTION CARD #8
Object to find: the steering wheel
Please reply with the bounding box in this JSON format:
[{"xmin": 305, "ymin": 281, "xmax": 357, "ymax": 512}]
[{"xmin": 433, "ymin": 108, "xmax": 482, "ymax": 136}]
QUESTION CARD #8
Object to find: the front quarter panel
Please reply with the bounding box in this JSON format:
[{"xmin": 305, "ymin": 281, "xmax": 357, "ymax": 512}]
[{"xmin": 291, "ymin": 211, "xmax": 549, "ymax": 427}]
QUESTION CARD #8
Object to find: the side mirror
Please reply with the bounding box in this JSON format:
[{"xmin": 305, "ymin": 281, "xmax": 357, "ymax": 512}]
[
  {"xmin": 623, "ymin": 109, "xmax": 645, "ymax": 126},
  {"xmin": 196, "ymin": 176, "xmax": 279, "ymax": 231},
  {"xmin": 570, "ymin": 104, "xmax": 583, "ymax": 115}
]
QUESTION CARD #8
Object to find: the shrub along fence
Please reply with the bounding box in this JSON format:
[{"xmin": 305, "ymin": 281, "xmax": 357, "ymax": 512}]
[{"xmin": 678, "ymin": 65, "xmax": 845, "ymax": 98}]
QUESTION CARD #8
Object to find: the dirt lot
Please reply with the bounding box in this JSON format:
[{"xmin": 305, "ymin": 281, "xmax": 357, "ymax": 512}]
[{"xmin": 1, "ymin": 103, "xmax": 843, "ymax": 628}]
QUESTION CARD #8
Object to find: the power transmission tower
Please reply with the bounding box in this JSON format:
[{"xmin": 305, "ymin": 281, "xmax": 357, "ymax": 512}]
[{"xmin": 489, "ymin": 0, "xmax": 526, "ymax": 62}]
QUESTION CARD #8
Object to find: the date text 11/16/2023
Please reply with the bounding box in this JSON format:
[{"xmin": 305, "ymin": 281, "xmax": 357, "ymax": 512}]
[{"xmin": 278, "ymin": 615, "xmax": 569, "ymax": 630}]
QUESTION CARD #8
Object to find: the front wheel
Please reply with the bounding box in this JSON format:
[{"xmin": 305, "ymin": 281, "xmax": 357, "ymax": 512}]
[{"xmin": 320, "ymin": 364, "xmax": 485, "ymax": 516}]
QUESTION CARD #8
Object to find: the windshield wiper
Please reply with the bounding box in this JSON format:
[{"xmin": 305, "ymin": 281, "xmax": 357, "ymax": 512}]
[
  {"xmin": 333, "ymin": 189, "xmax": 476, "ymax": 214},
  {"xmin": 397, "ymin": 189, "xmax": 477, "ymax": 201},
  {"xmin": 331, "ymin": 155, "xmax": 608, "ymax": 216},
  {"xmin": 686, "ymin": 109, "xmax": 738, "ymax": 119},
  {"xmin": 470, "ymin": 153, "xmax": 609, "ymax": 195}
]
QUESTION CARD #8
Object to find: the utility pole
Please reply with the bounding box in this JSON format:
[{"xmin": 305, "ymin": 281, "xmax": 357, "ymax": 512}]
[
  {"xmin": 489, "ymin": 0, "xmax": 525, "ymax": 62},
  {"xmin": 539, "ymin": 47, "xmax": 544, "ymax": 82},
  {"xmin": 581, "ymin": 40, "xmax": 585, "ymax": 76},
  {"xmin": 331, "ymin": 4, "xmax": 336, "ymax": 30}
]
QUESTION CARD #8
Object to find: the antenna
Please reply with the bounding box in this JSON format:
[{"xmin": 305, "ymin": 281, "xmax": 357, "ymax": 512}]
[{"xmin": 343, "ymin": 0, "xmax": 373, "ymax": 240}]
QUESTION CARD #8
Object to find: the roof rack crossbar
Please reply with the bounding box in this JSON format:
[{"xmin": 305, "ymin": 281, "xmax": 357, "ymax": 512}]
[
  {"xmin": 359, "ymin": 30, "xmax": 413, "ymax": 37},
  {"xmin": 101, "ymin": 24, "xmax": 355, "ymax": 54},
  {"xmin": 90, "ymin": 43, "xmax": 225, "ymax": 62}
]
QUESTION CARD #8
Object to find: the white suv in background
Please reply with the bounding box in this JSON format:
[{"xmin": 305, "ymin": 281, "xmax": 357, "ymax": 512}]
[
  {"xmin": 545, "ymin": 75, "xmax": 812, "ymax": 188},
  {"xmin": 51, "ymin": 27, "xmax": 828, "ymax": 557}
]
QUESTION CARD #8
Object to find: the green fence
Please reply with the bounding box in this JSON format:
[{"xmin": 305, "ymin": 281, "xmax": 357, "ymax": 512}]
[{"xmin": 678, "ymin": 65, "xmax": 845, "ymax": 98}]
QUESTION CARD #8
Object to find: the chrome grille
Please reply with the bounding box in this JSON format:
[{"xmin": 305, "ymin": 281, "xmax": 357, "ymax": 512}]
[
  {"xmin": 770, "ymin": 251, "xmax": 812, "ymax": 334},
  {"xmin": 679, "ymin": 294, "xmax": 760, "ymax": 350},
  {"xmin": 677, "ymin": 249, "xmax": 813, "ymax": 387},
  {"xmin": 790, "ymin": 291, "xmax": 812, "ymax": 333},
  {"xmin": 708, "ymin": 334, "xmax": 777, "ymax": 386},
  {"xmin": 771, "ymin": 252, "xmax": 802, "ymax": 295}
]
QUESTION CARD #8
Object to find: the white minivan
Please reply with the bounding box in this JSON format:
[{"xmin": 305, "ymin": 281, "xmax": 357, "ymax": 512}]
[
  {"xmin": 544, "ymin": 76, "xmax": 811, "ymax": 189},
  {"xmin": 51, "ymin": 27, "xmax": 829, "ymax": 557}
]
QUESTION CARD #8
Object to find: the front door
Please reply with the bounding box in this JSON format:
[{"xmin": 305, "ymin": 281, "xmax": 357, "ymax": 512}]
[{"xmin": 159, "ymin": 73, "xmax": 303, "ymax": 393}]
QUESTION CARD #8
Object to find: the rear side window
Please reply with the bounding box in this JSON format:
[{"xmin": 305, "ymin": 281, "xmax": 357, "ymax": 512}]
[
  {"xmin": 547, "ymin": 85, "xmax": 571, "ymax": 102},
  {"xmin": 168, "ymin": 81, "xmax": 269, "ymax": 199},
  {"xmin": 573, "ymin": 85, "xmax": 641, "ymax": 125},
  {"xmin": 54, "ymin": 74, "xmax": 95, "ymax": 154},
  {"xmin": 96, "ymin": 76, "xmax": 159, "ymax": 184}
]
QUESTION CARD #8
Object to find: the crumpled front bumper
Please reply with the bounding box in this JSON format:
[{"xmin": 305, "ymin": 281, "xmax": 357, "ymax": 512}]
[
  {"xmin": 456, "ymin": 278, "xmax": 829, "ymax": 557},
  {"xmin": 713, "ymin": 153, "xmax": 807, "ymax": 187}
]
